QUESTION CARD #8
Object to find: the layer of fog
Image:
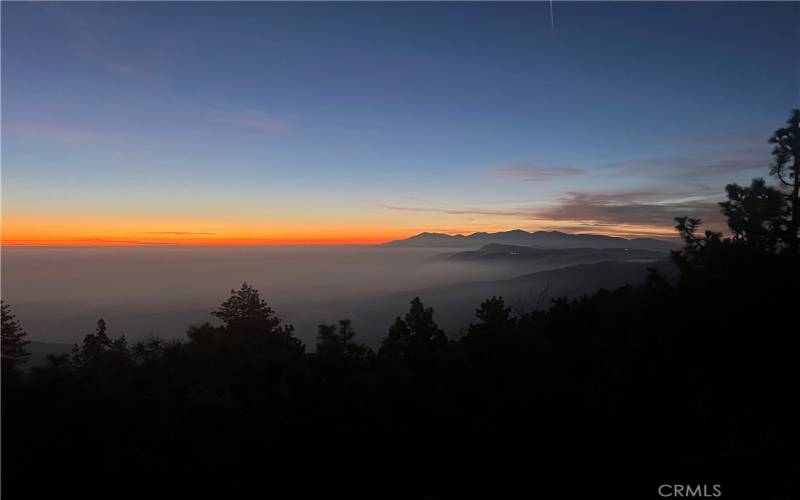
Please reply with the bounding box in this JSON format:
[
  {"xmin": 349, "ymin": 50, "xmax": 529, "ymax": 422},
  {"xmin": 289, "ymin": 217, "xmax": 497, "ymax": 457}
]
[
  {"xmin": 1, "ymin": 246, "xmax": 544, "ymax": 345},
  {"xmin": 2, "ymin": 245, "xmax": 667, "ymax": 347}
]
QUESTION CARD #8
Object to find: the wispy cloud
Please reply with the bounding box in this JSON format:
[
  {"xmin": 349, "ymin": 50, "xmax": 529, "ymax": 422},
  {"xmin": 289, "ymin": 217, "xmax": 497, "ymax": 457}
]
[
  {"xmin": 494, "ymin": 164, "xmax": 584, "ymax": 181},
  {"xmin": 379, "ymin": 186, "xmax": 727, "ymax": 238},
  {"xmin": 378, "ymin": 203, "xmax": 531, "ymax": 218},
  {"xmin": 603, "ymin": 156, "xmax": 764, "ymax": 179},
  {"xmin": 677, "ymin": 128, "xmax": 772, "ymax": 152},
  {"xmin": 535, "ymin": 190, "xmax": 725, "ymax": 228}
]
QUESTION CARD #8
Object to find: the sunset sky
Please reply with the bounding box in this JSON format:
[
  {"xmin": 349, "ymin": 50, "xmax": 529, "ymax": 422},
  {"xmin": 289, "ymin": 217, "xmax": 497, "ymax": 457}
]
[{"xmin": 2, "ymin": 2, "xmax": 798, "ymax": 246}]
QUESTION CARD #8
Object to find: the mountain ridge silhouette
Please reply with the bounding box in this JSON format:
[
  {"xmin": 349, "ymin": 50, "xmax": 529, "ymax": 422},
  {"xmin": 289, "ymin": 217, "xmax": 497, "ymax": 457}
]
[{"xmin": 381, "ymin": 229, "xmax": 678, "ymax": 252}]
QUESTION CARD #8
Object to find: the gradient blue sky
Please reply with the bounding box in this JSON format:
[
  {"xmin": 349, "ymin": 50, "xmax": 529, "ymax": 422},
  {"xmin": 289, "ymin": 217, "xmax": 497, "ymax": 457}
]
[{"xmin": 2, "ymin": 1, "xmax": 798, "ymax": 244}]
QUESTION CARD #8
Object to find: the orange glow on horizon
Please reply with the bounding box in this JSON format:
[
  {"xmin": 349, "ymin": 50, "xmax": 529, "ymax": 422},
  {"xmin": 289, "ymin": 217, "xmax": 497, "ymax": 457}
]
[
  {"xmin": 0, "ymin": 217, "xmax": 411, "ymax": 247},
  {"xmin": 0, "ymin": 237, "xmax": 397, "ymax": 247},
  {"xmin": 1, "ymin": 215, "xmax": 680, "ymax": 247}
]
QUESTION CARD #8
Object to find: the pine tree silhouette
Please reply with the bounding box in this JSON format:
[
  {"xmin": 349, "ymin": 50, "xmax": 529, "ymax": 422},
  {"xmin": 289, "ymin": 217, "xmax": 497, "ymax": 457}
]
[{"xmin": 1, "ymin": 301, "xmax": 30, "ymax": 375}]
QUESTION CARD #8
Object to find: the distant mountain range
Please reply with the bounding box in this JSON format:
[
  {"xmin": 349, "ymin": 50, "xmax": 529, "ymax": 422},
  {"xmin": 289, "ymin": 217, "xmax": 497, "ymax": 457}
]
[{"xmin": 381, "ymin": 229, "xmax": 678, "ymax": 252}]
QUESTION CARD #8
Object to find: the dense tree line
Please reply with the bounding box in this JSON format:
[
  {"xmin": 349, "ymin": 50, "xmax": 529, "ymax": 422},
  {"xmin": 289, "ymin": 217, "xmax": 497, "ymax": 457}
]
[{"xmin": 2, "ymin": 111, "xmax": 799, "ymax": 498}]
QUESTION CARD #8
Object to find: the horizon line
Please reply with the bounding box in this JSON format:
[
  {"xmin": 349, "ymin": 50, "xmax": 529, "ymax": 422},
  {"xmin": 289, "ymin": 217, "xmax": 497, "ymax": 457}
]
[{"xmin": 1, "ymin": 229, "xmax": 680, "ymax": 248}]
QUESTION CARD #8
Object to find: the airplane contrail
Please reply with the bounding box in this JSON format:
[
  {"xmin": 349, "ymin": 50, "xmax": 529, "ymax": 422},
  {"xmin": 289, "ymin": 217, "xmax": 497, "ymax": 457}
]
[{"xmin": 549, "ymin": 0, "xmax": 556, "ymax": 39}]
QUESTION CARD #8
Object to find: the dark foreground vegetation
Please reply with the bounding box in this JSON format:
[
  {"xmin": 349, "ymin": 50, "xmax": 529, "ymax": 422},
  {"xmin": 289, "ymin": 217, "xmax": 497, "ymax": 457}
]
[{"xmin": 3, "ymin": 112, "xmax": 800, "ymax": 499}]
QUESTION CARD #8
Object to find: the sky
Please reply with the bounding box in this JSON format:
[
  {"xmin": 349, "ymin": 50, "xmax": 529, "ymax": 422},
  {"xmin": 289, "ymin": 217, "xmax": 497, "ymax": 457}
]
[{"xmin": 2, "ymin": 1, "xmax": 799, "ymax": 245}]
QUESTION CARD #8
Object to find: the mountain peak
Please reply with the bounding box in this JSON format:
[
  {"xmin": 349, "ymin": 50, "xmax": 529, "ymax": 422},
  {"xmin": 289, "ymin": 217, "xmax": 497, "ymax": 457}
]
[{"xmin": 382, "ymin": 229, "xmax": 678, "ymax": 252}]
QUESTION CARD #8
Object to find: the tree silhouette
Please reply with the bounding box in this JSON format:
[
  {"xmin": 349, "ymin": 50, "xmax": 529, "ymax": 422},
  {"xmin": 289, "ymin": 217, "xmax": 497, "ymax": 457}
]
[
  {"xmin": 316, "ymin": 319, "xmax": 372, "ymax": 361},
  {"xmin": 72, "ymin": 319, "xmax": 112, "ymax": 364},
  {"xmin": 677, "ymin": 109, "xmax": 800, "ymax": 258},
  {"xmin": 719, "ymin": 178, "xmax": 785, "ymax": 251},
  {"xmin": 131, "ymin": 335, "xmax": 185, "ymax": 365},
  {"xmin": 380, "ymin": 317, "xmax": 412, "ymax": 359},
  {"xmin": 472, "ymin": 296, "xmax": 515, "ymax": 334},
  {"xmin": 211, "ymin": 282, "xmax": 283, "ymax": 336},
  {"xmin": 462, "ymin": 296, "xmax": 519, "ymax": 365},
  {"xmin": 1, "ymin": 301, "xmax": 30, "ymax": 375},
  {"xmin": 671, "ymin": 111, "xmax": 800, "ymax": 263},
  {"xmin": 188, "ymin": 282, "xmax": 304, "ymax": 361},
  {"xmin": 131, "ymin": 335, "xmax": 166, "ymax": 364},
  {"xmin": 71, "ymin": 319, "xmax": 131, "ymax": 369},
  {"xmin": 769, "ymin": 109, "xmax": 800, "ymax": 251},
  {"xmin": 379, "ymin": 297, "xmax": 447, "ymax": 360}
]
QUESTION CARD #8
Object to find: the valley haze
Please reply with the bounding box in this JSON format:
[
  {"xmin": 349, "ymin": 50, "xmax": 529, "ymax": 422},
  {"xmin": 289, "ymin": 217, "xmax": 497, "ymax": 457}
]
[{"xmin": 2, "ymin": 230, "xmax": 674, "ymax": 353}]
